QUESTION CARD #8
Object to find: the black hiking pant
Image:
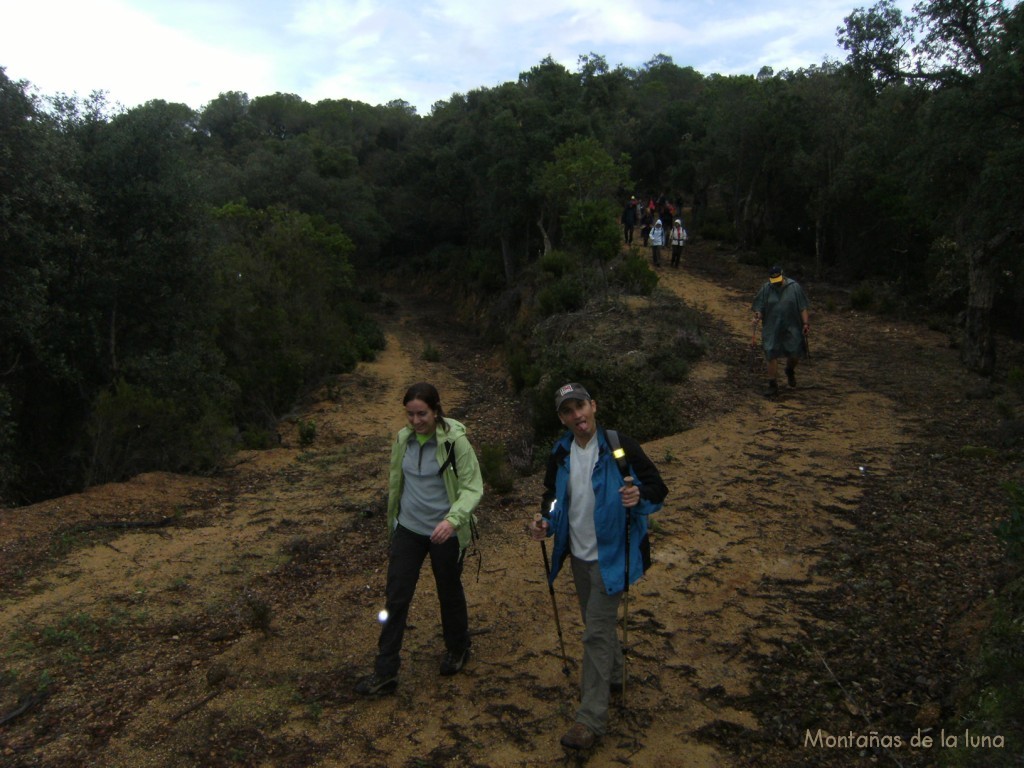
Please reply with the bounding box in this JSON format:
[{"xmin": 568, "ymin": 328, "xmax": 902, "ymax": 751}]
[{"xmin": 375, "ymin": 523, "xmax": 468, "ymax": 677}]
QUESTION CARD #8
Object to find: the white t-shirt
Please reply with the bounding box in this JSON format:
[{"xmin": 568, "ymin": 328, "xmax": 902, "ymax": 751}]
[{"xmin": 568, "ymin": 437, "xmax": 599, "ymax": 561}]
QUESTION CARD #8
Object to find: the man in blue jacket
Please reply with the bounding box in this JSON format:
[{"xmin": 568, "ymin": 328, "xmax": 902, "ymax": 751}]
[{"xmin": 529, "ymin": 382, "xmax": 668, "ymax": 751}]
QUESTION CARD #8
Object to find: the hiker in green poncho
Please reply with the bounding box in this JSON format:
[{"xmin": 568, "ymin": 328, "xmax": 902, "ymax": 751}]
[{"xmin": 752, "ymin": 265, "xmax": 810, "ymax": 397}]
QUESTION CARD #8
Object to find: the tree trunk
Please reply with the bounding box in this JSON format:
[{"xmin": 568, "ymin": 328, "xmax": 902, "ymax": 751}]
[
  {"xmin": 500, "ymin": 236, "xmax": 516, "ymax": 286},
  {"xmin": 536, "ymin": 216, "xmax": 552, "ymax": 258},
  {"xmin": 814, "ymin": 215, "xmax": 824, "ymax": 280},
  {"xmin": 961, "ymin": 240, "xmax": 996, "ymax": 376},
  {"xmin": 109, "ymin": 302, "xmax": 119, "ymax": 376}
]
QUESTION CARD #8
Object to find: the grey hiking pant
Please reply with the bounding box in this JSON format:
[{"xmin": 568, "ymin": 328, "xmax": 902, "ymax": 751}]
[{"xmin": 570, "ymin": 556, "xmax": 624, "ymax": 734}]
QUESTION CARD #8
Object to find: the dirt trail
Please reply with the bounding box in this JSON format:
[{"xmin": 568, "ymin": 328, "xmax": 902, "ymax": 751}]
[{"xmin": 0, "ymin": 246, "xmax": 1004, "ymax": 768}]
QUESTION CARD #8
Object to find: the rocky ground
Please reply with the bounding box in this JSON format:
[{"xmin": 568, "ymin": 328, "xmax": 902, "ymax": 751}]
[{"xmin": 1, "ymin": 243, "xmax": 1020, "ymax": 767}]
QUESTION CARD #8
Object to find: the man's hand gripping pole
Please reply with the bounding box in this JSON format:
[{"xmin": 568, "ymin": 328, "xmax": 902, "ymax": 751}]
[{"xmin": 535, "ymin": 506, "xmax": 570, "ymax": 676}]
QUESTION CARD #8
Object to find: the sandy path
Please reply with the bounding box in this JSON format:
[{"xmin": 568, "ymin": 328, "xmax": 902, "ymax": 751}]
[{"xmin": 0, "ymin": 253, "xmax": 939, "ymax": 768}]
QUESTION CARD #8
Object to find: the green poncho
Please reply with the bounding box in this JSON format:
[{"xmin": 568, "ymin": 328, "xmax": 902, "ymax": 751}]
[{"xmin": 752, "ymin": 278, "xmax": 809, "ymax": 358}]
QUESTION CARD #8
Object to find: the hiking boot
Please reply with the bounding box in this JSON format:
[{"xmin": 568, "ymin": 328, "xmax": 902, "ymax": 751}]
[
  {"xmin": 439, "ymin": 647, "xmax": 470, "ymax": 676},
  {"xmin": 560, "ymin": 722, "xmax": 597, "ymax": 750},
  {"xmin": 353, "ymin": 672, "xmax": 397, "ymax": 696},
  {"xmin": 762, "ymin": 380, "xmax": 779, "ymax": 398},
  {"xmin": 785, "ymin": 366, "xmax": 797, "ymax": 388}
]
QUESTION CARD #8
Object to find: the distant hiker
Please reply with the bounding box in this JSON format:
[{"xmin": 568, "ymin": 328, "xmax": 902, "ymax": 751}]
[
  {"xmin": 752, "ymin": 265, "xmax": 810, "ymax": 397},
  {"xmin": 621, "ymin": 197, "xmax": 638, "ymax": 244},
  {"xmin": 528, "ymin": 382, "xmax": 667, "ymax": 751},
  {"xmin": 640, "ymin": 207, "xmax": 653, "ymax": 246},
  {"xmin": 354, "ymin": 382, "xmax": 483, "ymax": 696},
  {"xmin": 669, "ymin": 219, "xmax": 688, "ymax": 268},
  {"xmin": 649, "ymin": 220, "xmax": 665, "ymax": 267},
  {"xmin": 659, "ymin": 205, "xmax": 673, "ymax": 234}
]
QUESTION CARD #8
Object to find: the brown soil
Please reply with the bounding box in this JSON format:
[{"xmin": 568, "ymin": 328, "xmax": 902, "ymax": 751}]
[{"xmin": 0, "ymin": 244, "xmax": 1017, "ymax": 768}]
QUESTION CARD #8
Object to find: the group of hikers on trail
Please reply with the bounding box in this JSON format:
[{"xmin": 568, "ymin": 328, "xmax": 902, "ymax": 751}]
[
  {"xmin": 352, "ymin": 380, "xmax": 668, "ymax": 753},
  {"xmin": 349, "ymin": 215, "xmax": 810, "ymax": 754},
  {"xmin": 622, "ymin": 193, "xmax": 688, "ymax": 268},
  {"xmin": 624, "ymin": 192, "xmax": 810, "ymax": 396}
]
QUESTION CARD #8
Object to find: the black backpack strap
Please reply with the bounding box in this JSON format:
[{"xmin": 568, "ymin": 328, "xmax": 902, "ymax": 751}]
[
  {"xmin": 438, "ymin": 440, "xmax": 458, "ymax": 479},
  {"xmin": 438, "ymin": 437, "xmax": 479, "ymax": 541}
]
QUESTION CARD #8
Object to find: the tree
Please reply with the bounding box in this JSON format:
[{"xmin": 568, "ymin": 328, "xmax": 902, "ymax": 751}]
[
  {"xmin": 839, "ymin": 0, "xmax": 1024, "ymax": 374},
  {"xmin": 209, "ymin": 203, "xmax": 373, "ymax": 430},
  {"xmin": 538, "ymin": 135, "xmax": 630, "ymax": 289},
  {"xmin": 630, "ymin": 56, "xmax": 704, "ymax": 198}
]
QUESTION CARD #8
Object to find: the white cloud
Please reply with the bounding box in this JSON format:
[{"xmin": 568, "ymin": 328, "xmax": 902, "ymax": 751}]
[
  {"xmin": 1, "ymin": 0, "xmax": 911, "ymax": 115},
  {"xmin": 1, "ymin": 0, "xmax": 273, "ymax": 108}
]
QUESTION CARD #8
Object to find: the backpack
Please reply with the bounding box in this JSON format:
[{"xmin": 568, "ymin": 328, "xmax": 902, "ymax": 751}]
[{"xmin": 605, "ymin": 429, "xmax": 653, "ymax": 572}]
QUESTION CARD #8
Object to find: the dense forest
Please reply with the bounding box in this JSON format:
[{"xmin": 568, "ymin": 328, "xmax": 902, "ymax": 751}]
[{"xmin": 1, "ymin": 0, "xmax": 1022, "ymax": 506}]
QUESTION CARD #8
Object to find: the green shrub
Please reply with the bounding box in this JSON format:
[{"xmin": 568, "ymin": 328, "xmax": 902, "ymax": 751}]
[
  {"xmin": 611, "ymin": 252, "xmax": 658, "ymax": 295},
  {"xmin": 850, "ymin": 280, "xmax": 904, "ymax": 315},
  {"xmin": 538, "ymin": 276, "xmax": 587, "ymax": 317},
  {"xmin": 995, "ymin": 482, "xmax": 1024, "ymax": 562},
  {"xmin": 940, "ymin": 572, "xmax": 1024, "ymax": 767},
  {"xmin": 697, "ymin": 209, "xmax": 734, "ymax": 241},
  {"xmin": 1008, "ymin": 366, "xmax": 1024, "ymax": 401},
  {"xmin": 86, "ymin": 380, "xmax": 235, "ymax": 485},
  {"xmin": 0, "ymin": 386, "xmax": 17, "ymax": 502},
  {"xmin": 241, "ymin": 427, "xmax": 277, "ymax": 450},
  {"xmin": 422, "ymin": 344, "xmax": 441, "ymax": 362},
  {"xmin": 850, "ymin": 281, "xmax": 875, "ymax": 311},
  {"xmin": 652, "ymin": 353, "xmax": 690, "ymax": 383},
  {"xmin": 525, "ymin": 340, "xmax": 684, "ymax": 445},
  {"xmin": 539, "ymin": 249, "xmax": 576, "ymax": 278},
  {"xmin": 561, "ymin": 200, "xmax": 622, "ymax": 265},
  {"xmin": 479, "ymin": 443, "xmax": 515, "ymax": 494},
  {"xmin": 507, "ymin": 342, "xmax": 541, "ymax": 393},
  {"xmin": 298, "ymin": 419, "xmax": 317, "ymax": 447}
]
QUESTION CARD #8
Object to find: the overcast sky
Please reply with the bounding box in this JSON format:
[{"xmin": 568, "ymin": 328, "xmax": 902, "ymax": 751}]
[{"xmin": 1, "ymin": 0, "xmax": 909, "ymax": 116}]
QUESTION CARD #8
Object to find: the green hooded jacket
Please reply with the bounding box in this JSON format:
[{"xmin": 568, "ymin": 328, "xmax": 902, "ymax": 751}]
[{"xmin": 387, "ymin": 418, "xmax": 483, "ymax": 551}]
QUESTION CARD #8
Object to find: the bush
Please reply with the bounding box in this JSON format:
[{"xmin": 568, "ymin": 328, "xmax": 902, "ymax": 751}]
[
  {"xmin": 850, "ymin": 280, "xmax": 904, "ymax": 315},
  {"xmin": 651, "ymin": 352, "xmax": 690, "ymax": 383},
  {"xmin": 941, "ymin": 570, "xmax": 1024, "ymax": 767},
  {"xmin": 85, "ymin": 380, "xmax": 235, "ymax": 485},
  {"xmin": 850, "ymin": 281, "xmax": 875, "ymax": 311},
  {"xmin": 537, "ymin": 276, "xmax": 587, "ymax": 317},
  {"xmin": 479, "ymin": 443, "xmax": 515, "ymax": 494},
  {"xmin": 611, "ymin": 251, "xmax": 658, "ymax": 295},
  {"xmin": 698, "ymin": 209, "xmax": 734, "ymax": 241},
  {"xmin": 298, "ymin": 419, "xmax": 317, "ymax": 447},
  {"xmin": 648, "ymin": 309, "xmax": 708, "ymax": 373},
  {"xmin": 539, "ymin": 249, "xmax": 576, "ymax": 278},
  {"xmin": 0, "ymin": 386, "xmax": 18, "ymax": 502},
  {"xmin": 524, "ymin": 337, "xmax": 684, "ymax": 445},
  {"xmin": 507, "ymin": 341, "xmax": 541, "ymax": 393},
  {"xmin": 241, "ymin": 427, "xmax": 277, "ymax": 450},
  {"xmin": 1007, "ymin": 366, "xmax": 1024, "ymax": 402},
  {"xmin": 995, "ymin": 482, "xmax": 1024, "ymax": 562}
]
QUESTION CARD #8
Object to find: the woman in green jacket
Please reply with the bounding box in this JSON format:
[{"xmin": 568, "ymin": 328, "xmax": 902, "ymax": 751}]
[{"xmin": 355, "ymin": 382, "xmax": 484, "ymax": 695}]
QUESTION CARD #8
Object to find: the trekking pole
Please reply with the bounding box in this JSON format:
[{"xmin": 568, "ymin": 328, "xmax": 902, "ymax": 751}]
[
  {"xmin": 622, "ymin": 476, "xmax": 634, "ymax": 702},
  {"xmin": 535, "ymin": 512, "xmax": 570, "ymax": 676},
  {"xmin": 749, "ymin": 315, "xmax": 761, "ymax": 372}
]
